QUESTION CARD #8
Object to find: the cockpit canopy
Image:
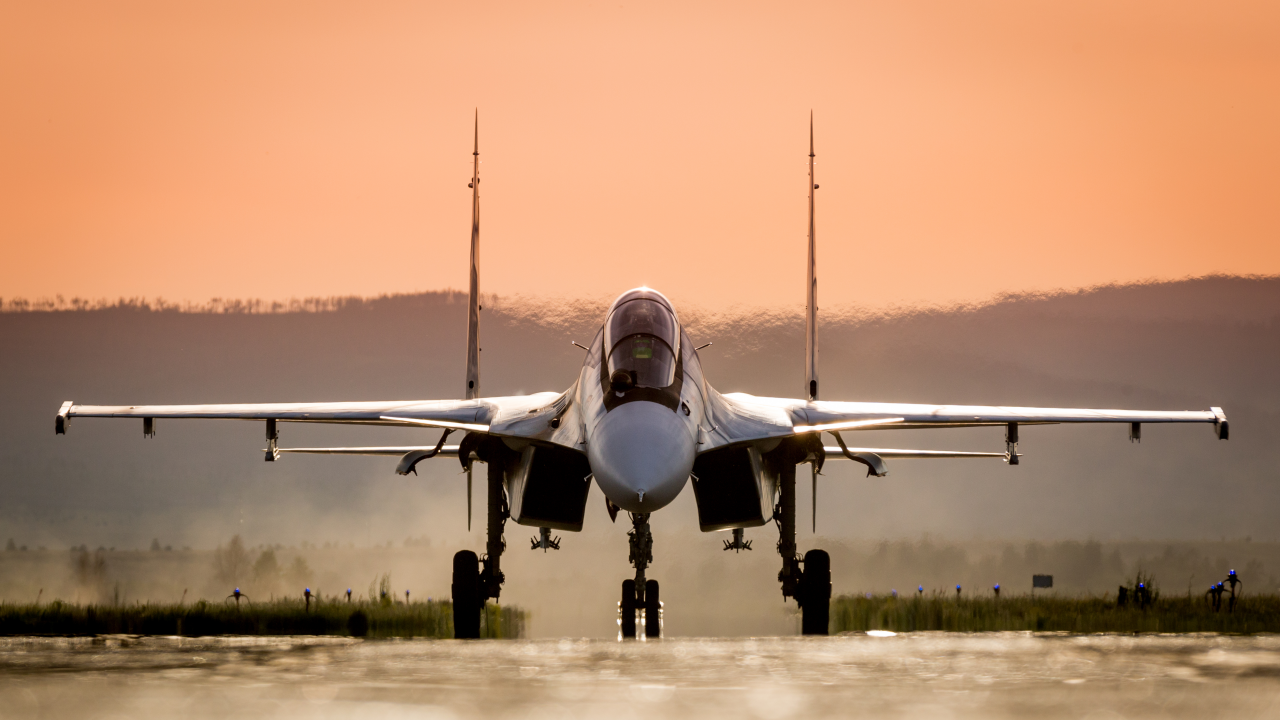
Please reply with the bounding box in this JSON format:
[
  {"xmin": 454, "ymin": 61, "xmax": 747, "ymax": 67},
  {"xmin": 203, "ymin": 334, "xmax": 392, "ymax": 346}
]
[{"xmin": 604, "ymin": 290, "xmax": 680, "ymax": 390}]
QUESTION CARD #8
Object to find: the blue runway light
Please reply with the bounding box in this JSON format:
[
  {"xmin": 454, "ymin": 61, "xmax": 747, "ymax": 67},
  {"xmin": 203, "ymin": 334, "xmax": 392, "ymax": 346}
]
[{"xmin": 918, "ymin": 586, "xmax": 923, "ymax": 593}]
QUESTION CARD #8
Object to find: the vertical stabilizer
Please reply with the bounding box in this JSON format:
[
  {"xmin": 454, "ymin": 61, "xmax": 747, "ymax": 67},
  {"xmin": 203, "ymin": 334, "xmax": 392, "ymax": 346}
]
[
  {"xmin": 807, "ymin": 114, "xmax": 820, "ymax": 530},
  {"xmin": 466, "ymin": 111, "xmax": 481, "ymax": 400},
  {"xmin": 805, "ymin": 113, "xmax": 819, "ymax": 402}
]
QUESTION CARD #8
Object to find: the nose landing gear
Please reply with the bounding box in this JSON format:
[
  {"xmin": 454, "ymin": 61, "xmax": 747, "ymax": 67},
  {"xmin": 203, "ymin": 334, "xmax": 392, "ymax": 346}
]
[{"xmin": 618, "ymin": 513, "xmax": 663, "ymax": 639}]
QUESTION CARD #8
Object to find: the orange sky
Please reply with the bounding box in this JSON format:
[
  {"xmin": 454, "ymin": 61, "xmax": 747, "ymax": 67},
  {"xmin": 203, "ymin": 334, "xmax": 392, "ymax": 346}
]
[{"xmin": 2, "ymin": 0, "xmax": 1277, "ymax": 312}]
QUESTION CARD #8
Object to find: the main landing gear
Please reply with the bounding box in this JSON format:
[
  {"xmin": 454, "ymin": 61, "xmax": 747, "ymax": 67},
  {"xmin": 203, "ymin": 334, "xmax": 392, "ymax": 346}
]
[
  {"xmin": 452, "ymin": 452, "xmax": 508, "ymax": 639},
  {"xmin": 770, "ymin": 443, "xmax": 831, "ymax": 635},
  {"xmin": 619, "ymin": 513, "xmax": 662, "ymax": 639}
]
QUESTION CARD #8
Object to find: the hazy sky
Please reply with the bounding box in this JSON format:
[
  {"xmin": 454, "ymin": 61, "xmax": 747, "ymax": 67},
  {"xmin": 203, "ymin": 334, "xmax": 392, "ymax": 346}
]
[{"xmin": 2, "ymin": 0, "xmax": 1277, "ymax": 310}]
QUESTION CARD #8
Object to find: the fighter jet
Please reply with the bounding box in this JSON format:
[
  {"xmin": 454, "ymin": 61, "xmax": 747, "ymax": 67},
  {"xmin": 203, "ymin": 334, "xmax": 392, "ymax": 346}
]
[{"xmin": 54, "ymin": 114, "xmax": 1229, "ymax": 638}]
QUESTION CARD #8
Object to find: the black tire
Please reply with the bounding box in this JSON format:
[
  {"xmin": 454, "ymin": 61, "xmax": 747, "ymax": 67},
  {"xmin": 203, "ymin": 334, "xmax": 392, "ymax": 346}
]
[
  {"xmin": 644, "ymin": 580, "xmax": 661, "ymax": 639},
  {"xmin": 800, "ymin": 549, "xmax": 831, "ymax": 636},
  {"xmin": 452, "ymin": 550, "xmax": 481, "ymax": 639},
  {"xmin": 620, "ymin": 579, "xmax": 637, "ymax": 639}
]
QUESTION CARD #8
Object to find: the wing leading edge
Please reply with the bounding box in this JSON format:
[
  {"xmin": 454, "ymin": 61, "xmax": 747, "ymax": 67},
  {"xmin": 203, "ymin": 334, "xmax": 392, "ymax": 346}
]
[
  {"xmin": 56, "ymin": 390, "xmax": 583, "ymax": 451},
  {"xmin": 701, "ymin": 391, "xmax": 1228, "ymax": 453}
]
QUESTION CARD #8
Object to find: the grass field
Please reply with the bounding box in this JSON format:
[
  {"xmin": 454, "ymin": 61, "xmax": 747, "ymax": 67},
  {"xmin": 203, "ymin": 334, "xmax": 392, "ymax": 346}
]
[
  {"xmin": 5, "ymin": 594, "xmax": 1276, "ymax": 637},
  {"xmin": 831, "ymin": 593, "xmax": 1280, "ymax": 633},
  {"xmin": 0, "ymin": 599, "xmax": 525, "ymax": 639}
]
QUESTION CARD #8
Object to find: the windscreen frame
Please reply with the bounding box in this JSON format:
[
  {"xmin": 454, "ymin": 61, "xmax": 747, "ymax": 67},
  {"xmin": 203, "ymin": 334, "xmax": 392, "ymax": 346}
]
[
  {"xmin": 603, "ymin": 298, "xmax": 681, "ymax": 363},
  {"xmin": 600, "ymin": 297, "xmax": 684, "ymax": 411}
]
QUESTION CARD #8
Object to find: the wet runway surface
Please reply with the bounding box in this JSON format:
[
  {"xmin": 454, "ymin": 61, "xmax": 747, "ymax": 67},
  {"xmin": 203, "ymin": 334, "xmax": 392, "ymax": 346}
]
[{"xmin": 2, "ymin": 633, "xmax": 1279, "ymax": 719}]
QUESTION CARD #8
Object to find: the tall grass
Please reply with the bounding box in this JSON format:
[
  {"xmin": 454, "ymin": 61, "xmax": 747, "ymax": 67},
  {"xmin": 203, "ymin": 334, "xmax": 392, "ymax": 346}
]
[
  {"xmin": 0, "ymin": 599, "xmax": 525, "ymax": 639},
  {"xmin": 831, "ymin": 593, "xmax": 1280, "ymax": 633}
]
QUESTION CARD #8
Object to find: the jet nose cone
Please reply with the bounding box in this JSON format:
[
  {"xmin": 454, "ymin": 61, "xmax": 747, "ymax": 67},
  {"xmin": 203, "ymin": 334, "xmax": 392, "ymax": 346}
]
[{"xmin": 588, "ymin": 401, "xmax": 694, "ymax": 513}]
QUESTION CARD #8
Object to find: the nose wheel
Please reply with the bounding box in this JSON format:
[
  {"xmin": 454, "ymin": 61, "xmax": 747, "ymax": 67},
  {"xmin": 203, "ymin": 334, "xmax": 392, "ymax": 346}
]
[
  {"xmin": 620, "ymin": 579, "xmax": 637, "ymax": 638},
  {"xmin": 618, "ymin": 513, "xmax": 663, "ymax": 639},
  {"xmin": 619, "ymin": 578, "xmax": 664, "ymax": 640},
  {"xmin": 644, "ymin": 579, "xmax": 662, "ymax": 638}
]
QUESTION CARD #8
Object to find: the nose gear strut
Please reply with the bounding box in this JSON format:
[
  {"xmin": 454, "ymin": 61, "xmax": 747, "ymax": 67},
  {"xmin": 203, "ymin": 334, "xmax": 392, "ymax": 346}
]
[
  {"xmin": 628, "ymin": 512, "xmax": 653, "ymax": 586},
  {"xmin": 619, "ymin": 512, "xmax": 661, "ymax": 639}
]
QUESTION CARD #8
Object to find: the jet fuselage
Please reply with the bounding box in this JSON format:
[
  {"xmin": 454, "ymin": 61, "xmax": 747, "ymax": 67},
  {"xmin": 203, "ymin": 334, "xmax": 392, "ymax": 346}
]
[{"xmin": 579, "ymin": 288, "xmax": 706, "ymax": 513}]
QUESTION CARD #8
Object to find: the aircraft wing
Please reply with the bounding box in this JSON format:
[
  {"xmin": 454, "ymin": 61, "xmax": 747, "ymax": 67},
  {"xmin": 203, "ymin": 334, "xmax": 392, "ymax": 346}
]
[
  {"xmin": 56, "ymin": 390, "xmax": 583, "ymax": 450},
  {"xmin": 700, "ymin": 391, "xmax": 1228, "ymax": 452}
]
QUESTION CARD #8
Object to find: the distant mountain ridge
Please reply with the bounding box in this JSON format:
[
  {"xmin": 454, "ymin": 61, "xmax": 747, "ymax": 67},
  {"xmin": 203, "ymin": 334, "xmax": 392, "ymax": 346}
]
[{"xmin": 5, "ymin": 273, "xmax": 1276, "ymax": 324}]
